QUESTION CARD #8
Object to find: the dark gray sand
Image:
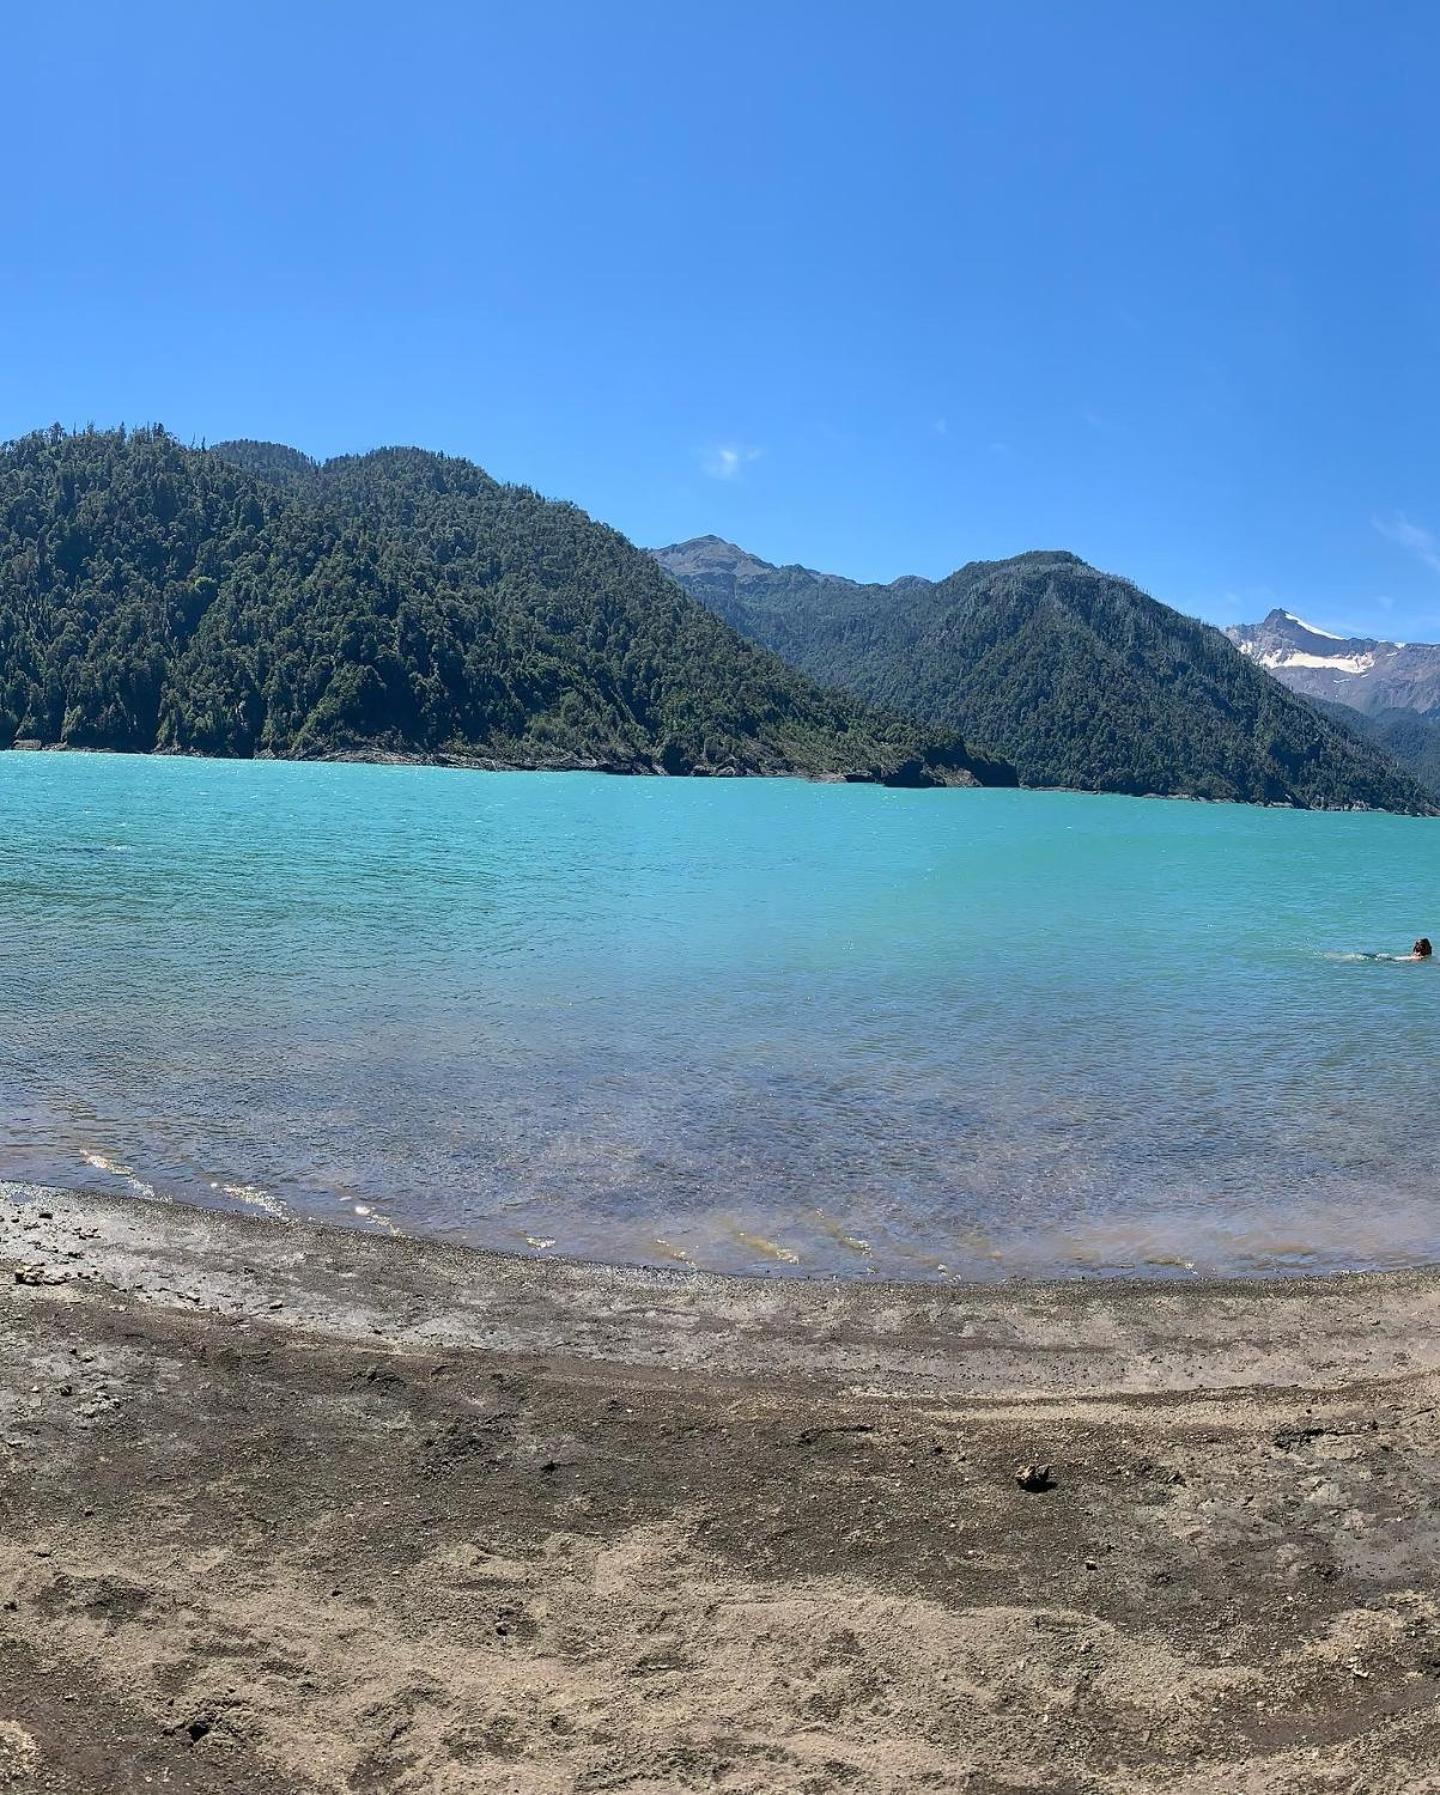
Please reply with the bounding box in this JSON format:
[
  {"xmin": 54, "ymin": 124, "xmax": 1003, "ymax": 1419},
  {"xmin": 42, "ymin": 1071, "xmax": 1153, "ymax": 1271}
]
[{"xmin": 5, "ymin": 1185, "xmax": 1440, "ymax": 1792}]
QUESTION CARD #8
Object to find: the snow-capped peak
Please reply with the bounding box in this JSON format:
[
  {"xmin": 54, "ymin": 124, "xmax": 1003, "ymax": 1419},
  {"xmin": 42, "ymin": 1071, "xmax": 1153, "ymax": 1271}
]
[{"xmin": 1281, "ymin": 611, "xmax": 1348, "ymax": 641}]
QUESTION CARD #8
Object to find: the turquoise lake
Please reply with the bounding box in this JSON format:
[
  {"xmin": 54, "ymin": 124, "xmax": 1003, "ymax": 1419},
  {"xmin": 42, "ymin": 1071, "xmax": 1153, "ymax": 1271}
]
[{"xmin": 4, "ymin": 752, "xmax": 1440, "ymax": 1281}]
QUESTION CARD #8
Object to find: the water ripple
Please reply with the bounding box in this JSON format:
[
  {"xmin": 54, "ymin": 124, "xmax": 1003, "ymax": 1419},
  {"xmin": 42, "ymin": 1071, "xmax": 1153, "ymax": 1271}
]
[{"xmin": 4, "ymin": 752, "xmax": 1440, "ymax": 1279}]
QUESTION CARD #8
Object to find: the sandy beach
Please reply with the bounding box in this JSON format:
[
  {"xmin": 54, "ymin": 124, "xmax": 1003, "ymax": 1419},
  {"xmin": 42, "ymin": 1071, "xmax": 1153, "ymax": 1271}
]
[{"xmin": 4, "ymin": 1184, "xmax": 1440, "ymax": 1792}]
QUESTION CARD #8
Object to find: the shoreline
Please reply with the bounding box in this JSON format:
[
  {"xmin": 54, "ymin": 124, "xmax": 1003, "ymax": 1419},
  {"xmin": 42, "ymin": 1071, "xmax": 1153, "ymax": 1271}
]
[
  {"xmin": 7, "ymin": 1184, "xmax": 1440, "ymax": 1790},
  {"xmin": 9, "ymin": 1181, "xmax": 1440, "ymax": 1392},
  {"xmin": 20, "ymin": 1169, "xmax": 1440, "ymax": 1295},
  {"xmin": 2, "ymin": 740, "xmax": 995, "ymax": 792},
  {"xmin": 5, "ymin": 739, "xmax": 1431, "ymax": 813}
]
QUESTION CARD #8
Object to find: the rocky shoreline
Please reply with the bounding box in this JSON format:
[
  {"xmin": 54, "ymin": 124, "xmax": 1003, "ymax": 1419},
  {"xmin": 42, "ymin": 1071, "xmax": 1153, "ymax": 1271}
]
[
  {"xmin": 4, "ymin": 740, "xmax": 998, "ymax": 789},
  {"xmin": 4, "ymin": 1185, "xmax": 1440, "ymax": 1791}
]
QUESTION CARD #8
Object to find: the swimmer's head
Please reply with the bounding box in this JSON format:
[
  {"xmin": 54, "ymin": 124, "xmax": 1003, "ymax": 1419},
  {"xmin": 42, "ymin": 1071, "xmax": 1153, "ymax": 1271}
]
[{"xmin": 1415, "ymin": 938, "xmax": 1433, "ymax": 958}]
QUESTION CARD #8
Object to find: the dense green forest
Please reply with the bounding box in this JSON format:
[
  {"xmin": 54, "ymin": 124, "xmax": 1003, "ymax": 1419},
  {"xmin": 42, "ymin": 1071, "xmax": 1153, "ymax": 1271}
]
[
  {"xmin": 1309, "ymin": 696, "xmax": 1440, "ymax": 801},
  {"xmin": 652, "ymin": 538, "xmax": 1434, "ymax": 813},
  {"xmin": 0, "ymin": 426, "xmax": 1009, "ymax": 785}
]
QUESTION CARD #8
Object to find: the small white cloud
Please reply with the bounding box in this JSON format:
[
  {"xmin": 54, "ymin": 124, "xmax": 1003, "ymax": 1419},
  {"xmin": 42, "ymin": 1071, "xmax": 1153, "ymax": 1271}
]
[
  {"xmin": 701, "ymin": 443, "xmax": 762, "ymax": 481},
  {"xmin": 1374, "ymin": 512, "xmax": 1440, "ymax": 576},
  {"xmin": 933, "ymin": 417, "xmax": 948, "ymax": 436}
]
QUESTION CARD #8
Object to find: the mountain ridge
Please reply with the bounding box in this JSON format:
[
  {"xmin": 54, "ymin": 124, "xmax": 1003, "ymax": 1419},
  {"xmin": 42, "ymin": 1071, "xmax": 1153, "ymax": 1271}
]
[
  {"xmin": 1227, "ymin": 608, "xmax": 1440, "ymax": 799},
  {"xmin": 652, "ymin": 537, "xmax": 1436, "ymax": 814},
  {"xmin": 1227, "ymin": 608, "xmax": 1440, "ymax": 715},
  {"xmin": 4, "ymin": 433, "xmax": 1431, "ymax": 813},
  {"xmin": 0, "ymin": 426, "xmax": 1007, "ymax": 788}
]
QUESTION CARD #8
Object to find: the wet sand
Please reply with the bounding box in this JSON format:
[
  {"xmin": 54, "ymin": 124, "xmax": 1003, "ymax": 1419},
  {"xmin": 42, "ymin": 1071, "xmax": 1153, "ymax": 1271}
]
[{"xmin": 4, "ymin": 1184, "xmax": 1440, "ymax": 1792}]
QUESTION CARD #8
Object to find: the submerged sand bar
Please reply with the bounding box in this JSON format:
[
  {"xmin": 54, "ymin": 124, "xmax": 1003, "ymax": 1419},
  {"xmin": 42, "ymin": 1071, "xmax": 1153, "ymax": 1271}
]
[{"xmin": 4, "ymin": 1184, "xmax": 1440, "ymax": 1791}]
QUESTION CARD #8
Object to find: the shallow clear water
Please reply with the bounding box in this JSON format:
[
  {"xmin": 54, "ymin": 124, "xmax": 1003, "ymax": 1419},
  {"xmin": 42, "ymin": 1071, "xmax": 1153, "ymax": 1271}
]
[{"xmin": 4, "ymin": 751, "xmax": 1440, "ymax": 1281}]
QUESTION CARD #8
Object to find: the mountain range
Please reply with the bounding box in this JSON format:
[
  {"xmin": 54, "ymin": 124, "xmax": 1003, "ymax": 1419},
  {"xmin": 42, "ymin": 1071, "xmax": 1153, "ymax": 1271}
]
[
  {"xmin": 0, "ymin": 425, "xmax": 1433, "ymax": 814},
  {"xmin": 1226, "ymin": 609, "xmax": 1440, "ymax": 799},
  {"xmin": 652, "ymin": 536, "xmax": 1433, "ymax": 813},
  {"xmin": 1226, "ymin": 609, "xmax": 1440, "ymax": 714},
  {"xmin": 0, "ymin": 428, "xmax": 1003, "ymax": 788}
]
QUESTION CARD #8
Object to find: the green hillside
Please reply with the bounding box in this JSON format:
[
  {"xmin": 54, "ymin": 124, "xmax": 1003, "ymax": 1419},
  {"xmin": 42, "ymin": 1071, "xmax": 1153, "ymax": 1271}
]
[
  {"xmin": 652, "ymin": 538, "xmax": 1434, "ymax": 813},
  {"xmin": 1309, "ymin": 696, "xmax": 1440, "ymax": 801},
  {"xmin": 0, "ymin": 426, "xmax": 1007, "ymax": 786}
]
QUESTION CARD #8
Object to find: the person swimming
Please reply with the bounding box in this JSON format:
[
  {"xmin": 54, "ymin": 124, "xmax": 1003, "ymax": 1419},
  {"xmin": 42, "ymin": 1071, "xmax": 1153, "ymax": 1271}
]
[{"xmin": 1345, "ymin": 937, "xmax": 1433, "ymax": 962}]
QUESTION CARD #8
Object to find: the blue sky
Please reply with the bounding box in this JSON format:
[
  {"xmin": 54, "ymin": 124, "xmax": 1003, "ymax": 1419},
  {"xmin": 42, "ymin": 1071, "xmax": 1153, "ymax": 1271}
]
[{"xmin": 6, "ymin": 0, "xmax": 1440, "ymax": 636}]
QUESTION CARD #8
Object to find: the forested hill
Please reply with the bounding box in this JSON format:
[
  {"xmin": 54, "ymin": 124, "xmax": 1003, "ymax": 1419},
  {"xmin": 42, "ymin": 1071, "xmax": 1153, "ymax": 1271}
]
[
  {"xmin": 1308, "ymin": 697, "xmax": 1440, "ymax": 802},
  {"xmin": 0, "ymin": 426, "xmax": 1008, "ymax": 785},
  {"xmin": 652, "ymin": 538, "xmax": 1435, "ymax": 813}
]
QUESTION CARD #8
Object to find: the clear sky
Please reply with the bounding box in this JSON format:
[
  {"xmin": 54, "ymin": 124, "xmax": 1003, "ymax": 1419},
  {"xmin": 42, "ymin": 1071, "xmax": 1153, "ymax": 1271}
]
[{"xmin": 6, "ymin": 1, "xmax": 1440, "ymax": 636}]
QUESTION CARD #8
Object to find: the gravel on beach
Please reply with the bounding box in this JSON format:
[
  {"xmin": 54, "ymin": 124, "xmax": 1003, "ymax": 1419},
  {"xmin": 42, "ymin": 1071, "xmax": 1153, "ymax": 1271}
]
[{"xmin": 4, "ymin": 1184, "xmax": 1440, "ymax": 1793}]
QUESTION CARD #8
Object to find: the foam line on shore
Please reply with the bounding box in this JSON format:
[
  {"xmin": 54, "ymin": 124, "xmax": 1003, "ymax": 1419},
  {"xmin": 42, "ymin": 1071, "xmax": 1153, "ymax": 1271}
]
[{"xmin": 4, "ymin": 1181, "xmax": 1440, "ymax": 1402}]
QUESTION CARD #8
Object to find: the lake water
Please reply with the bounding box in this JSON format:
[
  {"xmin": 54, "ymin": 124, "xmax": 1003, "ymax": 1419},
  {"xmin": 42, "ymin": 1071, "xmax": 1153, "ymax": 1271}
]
[{"xmin": 5, "ymin": 752, "xmax": 1440, "ymax": 1281}]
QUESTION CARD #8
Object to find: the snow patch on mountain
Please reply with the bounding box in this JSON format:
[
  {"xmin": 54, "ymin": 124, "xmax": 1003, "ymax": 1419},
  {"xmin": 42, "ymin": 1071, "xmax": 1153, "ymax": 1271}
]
[
  {"xmin": 1280, "ymin": 611, "xmax": 1347, "ymax": 641},
  {"xmin": 1273, "ymin": 650, "xmax": 1375, "ymax": 675}
]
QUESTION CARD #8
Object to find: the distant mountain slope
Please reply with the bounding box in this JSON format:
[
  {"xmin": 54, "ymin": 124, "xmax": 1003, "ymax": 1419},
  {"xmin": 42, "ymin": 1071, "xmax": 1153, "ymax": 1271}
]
[
  {"xmin": 651, "ymin": 535, "xmax": 917, "ymax": 663},
  {"xmin": 1308, "ymin": 697, "xmax": 1440, "ymax": 801},
  {"xmin": 640, "ymin": 532, "xmax": 864, "ymax": 601},
  {"xmin": 652, "ymin": 533, "xmax": 866, "ymax": 635},
  {"xmin": 1227, "ymin": 609, "xmax": 1440, "ymax": 715},
  {"xmin": 652, "ymin": 538, "xmax": 1435, "ymax": 813},
  {"xmin": 0, "ymin": 426, "xmax": 1008, "ymax": 786}
]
